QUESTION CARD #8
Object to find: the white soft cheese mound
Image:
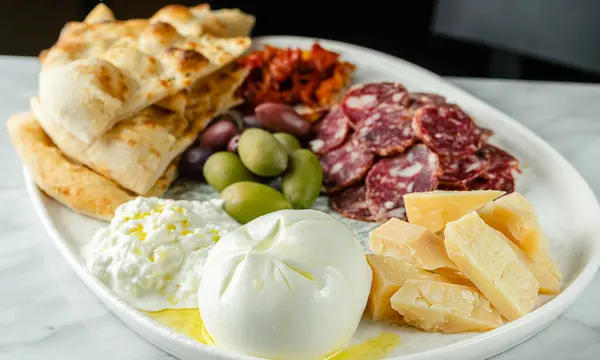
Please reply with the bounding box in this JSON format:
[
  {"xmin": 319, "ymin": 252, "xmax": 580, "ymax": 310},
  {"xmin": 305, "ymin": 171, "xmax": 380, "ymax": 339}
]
[
  {"xmin": 198, "ymin": 209, "xmax": 372, "ymax": 360},
  {"xmin": 82, "ymin": 197, "xmax": 238, "ymax": 311}
]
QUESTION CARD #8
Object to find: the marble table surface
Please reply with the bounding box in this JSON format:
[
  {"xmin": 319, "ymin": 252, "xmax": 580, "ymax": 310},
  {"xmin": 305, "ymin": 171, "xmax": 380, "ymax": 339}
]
[{"xmin": 1, "ymin": 56, "xmax": 599, "ymax": 360}]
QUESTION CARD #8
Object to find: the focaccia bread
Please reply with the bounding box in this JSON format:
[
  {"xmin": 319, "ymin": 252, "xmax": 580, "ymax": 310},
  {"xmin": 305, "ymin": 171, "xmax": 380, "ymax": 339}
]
[
  {"xmin": 6, "ymin": 112, "xmax": 177, "ymax": 221},
  {"xmin": 38, "ymin": 6, "xmax": 251, "ymax": 144},
  {"xmin": 31, "ymin": 65, "xmax": 248, "ymax": 195}
]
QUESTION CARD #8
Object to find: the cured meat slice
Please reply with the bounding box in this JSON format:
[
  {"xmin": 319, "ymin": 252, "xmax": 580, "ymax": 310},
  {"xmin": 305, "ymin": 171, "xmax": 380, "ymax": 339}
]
[
  {"xmin": 366, "ymin": 144, "xmax": 440, "ymax": 222},
  {"xmin": 412, "ymin": 104, "xmax": 482, "ymax": 158},
  {"xmin": 352, "ymin": 106, "xmax": 418, "ymax": 156},
  {"xmin": 479, "ymin": 144, "xmax": 520, "ymax": 172},
  {"xmin": 409, "ymin": 92, "xmax": 446, "ymax": 110},
  {"xmin": 469, "ymin": 169, "xmax": 515, "ymax": 193},
  {"xmin": 439, "ymin": 153, "xmax": 489, "ymax": 185},
  {"xmin": 476, "ymin": 127, "xmax": 494, "ymax": 142},
  {"xmin": 309, "ymin": 106, "xmax": 350, "ymax": 155},
  {"xmin": 341, "ymin": 82, "xmax": 409, "ymax": 125},
  {"xmin": 320, "ymin": 139, "xmax": 375, "ymax": 193},
  {"xmin": 329, "ymin": 185, "xmax": 374, "ymax": 221},
  {"xmin": 438, "ymin": 183, "xmax": 469, "ymax": 191},
  {"xmin": 468, "ymin": 144, "xmax": 519, "ymax": 193}
]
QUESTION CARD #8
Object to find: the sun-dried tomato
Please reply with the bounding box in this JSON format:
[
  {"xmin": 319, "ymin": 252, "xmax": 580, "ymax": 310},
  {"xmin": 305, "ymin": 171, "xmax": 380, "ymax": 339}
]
[
  {"xmin": 238, "ymin": 43, "xmax": 356, "ymax": 111},
  {"xmin": 269, "ymin": 48, "xmax": 302, "ymax": 82},
  {"xmin": 316, "ymin": 62, "xmax": 356, "ymax": 106},
  {"xmin": 310, "ymin": 43, "xmax": 340, "ymax": 72}
]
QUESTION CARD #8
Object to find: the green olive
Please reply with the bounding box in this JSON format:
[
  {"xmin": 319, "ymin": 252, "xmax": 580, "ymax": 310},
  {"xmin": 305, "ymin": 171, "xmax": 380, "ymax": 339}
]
[
  {"xmin": 282, "ymin": 149, "xmax": 323, "ymax": 209},
  {"xmin": 238, "ymin": 128, "xmax": 288, "ymax": 177},
  {"xmin": 203, "ymin": 152, "xmax": 257, "ymax": 192},
  {"xmin": 273, "ymin": 132, "xmax": 301, "ymax": 154},
  {"xmin": 221, "ymin": 182, "xmax": 292, "ymax": 223}
]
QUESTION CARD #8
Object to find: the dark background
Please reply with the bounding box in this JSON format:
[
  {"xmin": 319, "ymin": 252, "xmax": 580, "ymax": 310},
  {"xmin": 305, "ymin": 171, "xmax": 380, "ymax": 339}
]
[{"xmin": 4, "ymin": 0, "xmax": 600, "ymax": 83}]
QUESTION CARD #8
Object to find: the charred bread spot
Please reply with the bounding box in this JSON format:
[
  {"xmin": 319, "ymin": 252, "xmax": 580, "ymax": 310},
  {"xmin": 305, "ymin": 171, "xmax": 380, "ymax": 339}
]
[{"xmin": 166, "ymin": 48, "xmax": 209, "ymax": 73}]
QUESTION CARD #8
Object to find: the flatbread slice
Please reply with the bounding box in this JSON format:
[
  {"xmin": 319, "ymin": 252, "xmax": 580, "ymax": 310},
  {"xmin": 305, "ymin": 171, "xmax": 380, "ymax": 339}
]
[
  {"xmin": 38, "ymin": 16, "xmax": 250, "ymax": 143},
  {"xmin": 84, "ymin": 3, "xmax": 115, "ymax": 23},
  {"xmin": 209, "ymin": 8, "xmax": 256, "ymax": 38},
  {"xmin": 150, "ymin": 4, "xmax": 255, "ymax": 38},
  {"xmin": 38, "ymin": 3, "xmax": 254, "ymax": 66},
  {"xmin": 6, "ymin": 112, "xmax": 177, "ymax": 221},
  {"xmin": 157, "ymin": 64, "xmax": 250, "ymax": 121},
  {"xmin": 31, "ymin": 65, "xmax": 249, "ymax": 195}
]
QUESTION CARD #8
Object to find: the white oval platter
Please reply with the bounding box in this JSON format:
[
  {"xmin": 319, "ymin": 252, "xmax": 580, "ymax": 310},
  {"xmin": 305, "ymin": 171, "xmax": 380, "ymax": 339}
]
[{"xmin": 24, "ymin": 36, "xmax": 600, "ymax": 360}]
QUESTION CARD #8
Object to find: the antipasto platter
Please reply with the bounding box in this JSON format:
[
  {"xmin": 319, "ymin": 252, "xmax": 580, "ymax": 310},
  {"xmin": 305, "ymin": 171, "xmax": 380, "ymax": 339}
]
[{"xmin": 9, "ymin": 4, "xmax": 600, "ymax": 360}]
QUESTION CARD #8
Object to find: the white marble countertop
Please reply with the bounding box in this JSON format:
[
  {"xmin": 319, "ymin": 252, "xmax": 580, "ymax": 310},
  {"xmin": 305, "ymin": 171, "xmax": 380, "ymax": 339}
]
[{"xmin": 0, "ymin": 56, "xmax": 599, "ymax": 360}]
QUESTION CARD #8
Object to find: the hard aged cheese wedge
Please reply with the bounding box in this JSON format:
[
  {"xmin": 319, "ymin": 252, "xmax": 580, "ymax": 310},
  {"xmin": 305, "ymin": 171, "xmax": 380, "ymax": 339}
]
[
  {"xmin": 365, "ymin": 254, "xmax": 448, "ymax": 324},
  {"xmin": 369, "ymin": 218, "xmax": 469, "ymax": 284},
  {"xmin": 444, "ymin": 212, "xmax": 539, "ymax": 321},
  {"xmin": 404, "ymin": 190, "xmax": 505, "ymax": 233},
  {"xmin": 477, "ymin": 192, "xmax": 563, "ymax": 283},
  {"xmin": 496, "ymin": 230, "xmax": 561, "ymax": 294},
  {"xmin": 390, "ymin": 279, "xmax": 503, "ymax": 333}
]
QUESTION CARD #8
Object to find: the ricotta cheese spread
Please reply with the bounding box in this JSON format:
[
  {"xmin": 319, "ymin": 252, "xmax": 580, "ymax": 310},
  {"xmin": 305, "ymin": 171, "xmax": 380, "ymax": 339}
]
[{"xmin": 82, "ymin": 197, "xmax": 238, "ymax": 311}]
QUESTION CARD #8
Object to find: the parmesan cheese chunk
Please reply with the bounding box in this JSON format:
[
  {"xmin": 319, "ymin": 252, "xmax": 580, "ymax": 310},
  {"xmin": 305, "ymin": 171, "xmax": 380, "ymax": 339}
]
[
  {"xmin": 365, "ymin": 254, "xmax": 447, "ymax": 324},
  {"xmin": 497, "ymin": 230, "xmax": 561, "ymax": 294},
  {"xmin": 390, "ymin": 279, "xmax": 503, "ymax": 333},
  {"xmin": 477, "ymin": 192, "xmax": 562, "ymax": 283},
  {"xmin": 404, "ymin": 190, "xmax": 504, "ymax": 233},
  {"xmin": 444, "ymin": 212, "xmax": 539, "ymax": 321},
  {"xmin": 369, "ymin": 218, "xmax": 469, "ymax": 284}
]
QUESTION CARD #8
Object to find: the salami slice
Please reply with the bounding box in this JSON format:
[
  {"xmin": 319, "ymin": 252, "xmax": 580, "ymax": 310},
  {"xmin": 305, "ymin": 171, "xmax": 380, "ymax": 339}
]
[
  {"xmin": 341, "ymin": 82, "xmax": 409, "ymax": 125},
  {"xmin": 320, "ymin": 139, "xmax": 375, "ymax": 193},
  {"xmin": 438, "ymin": 183, "xmax": 469, "ymax": 191},
  {"xmin": 469, "ymin": 144, "xmax": 519, "ymax": 193},
  {"xmin": 476, "ymin": 127, "xmax": 494, "ymax": 142},
  {"xmin": 469, "ymin": 168, "xmax": 515, "ymax": 193},
  {"xmin": 412, "ymin": 104, "xmax": 482, "ymax": 158},
  {"xmin": 352, "ymin": 106, "xmax": 418, "ymax": 156},
  {"xmin": 309, "ymin": 106, "xmax": 350, "ymax": 155},
  {"xmin": 479, "ymin": 144, "xmax": 520, "ymax": 172},
  {"xmin": 439, "ymin": 153, "xmax": 489, "ymax": 185},
  {"xmin": 409, "ymin": 92, "xmax": 446, "ymax": 110},
  {"xmin": 329, "ymin": 185, "xmax": 374, "ymax": 221},
  {"xmin": 366, "ymin": 144, "xmax": 440, "ymax": 222}
]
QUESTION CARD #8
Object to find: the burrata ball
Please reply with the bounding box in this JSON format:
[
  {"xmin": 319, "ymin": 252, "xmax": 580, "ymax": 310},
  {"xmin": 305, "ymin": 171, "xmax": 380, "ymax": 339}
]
[{"xmin": 198, "ymin": 209, "xmax": 372, "ymax": 360}]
